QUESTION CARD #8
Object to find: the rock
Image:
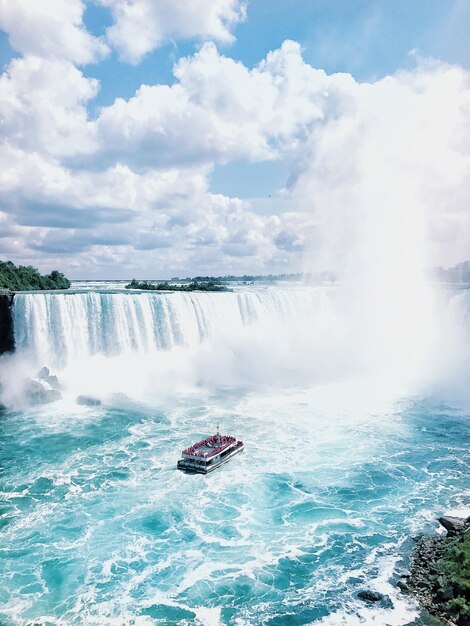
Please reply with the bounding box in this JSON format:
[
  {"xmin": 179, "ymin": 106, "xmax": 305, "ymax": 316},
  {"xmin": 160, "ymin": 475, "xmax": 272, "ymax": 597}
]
[
  {"xmin": 402, "ymin": 516, "xmax": 470, "ymax": 625},
  {"xmin": 37, "ymin": 366, "xmax": 50, "ymax": 379},
  {"xmin": 397, "ymin": 577, "xmax": 411, "ymax": 592},
  {"xmin": 435, "ymin": 584, "xmax": 453, "ymax": 602},
  {"xmin": 46, "ymin": 375, "xmax": 60, "ymax": 390},
  {"xmin": 396, "ymin": 568, "xmax": 411, "ymax": 578},
  {"xmin": 357, "ymin": 590, "xmax": 393, "ymax": 607},
  {"xmin": 438, "ymin": 516, "xmax": 468, "ymax": 535},
  {"xmin": 0, "ymin": 292, "xmax": 15, "ymax": 354},
  {"xmin": 25, "ymin": 379, "xmax": 62, "ymax": 405},
  {"xmin": 25, "ymin": 368, "xmax": 62, "ymax": 404},
  {"xmin": 77, "ymin": 395, "xmax": 101, "ymax": 406},
  {"xmin": 37, "ymin": 367, "xmax": 61, "ymax": 390},
  {"xmin": 47, "ymin": 390, "xmax": 62, "ymax": 403}
]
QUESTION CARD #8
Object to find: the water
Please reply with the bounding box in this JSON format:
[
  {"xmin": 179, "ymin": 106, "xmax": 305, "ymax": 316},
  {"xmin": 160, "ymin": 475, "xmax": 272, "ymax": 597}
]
[{"xmin": 0, "ymin": 284, "xmax": 469, "ymax": 625}]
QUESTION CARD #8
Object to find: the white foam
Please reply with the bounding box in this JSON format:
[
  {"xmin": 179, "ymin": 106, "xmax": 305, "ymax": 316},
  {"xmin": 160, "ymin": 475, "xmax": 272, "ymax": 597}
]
[
  {"xmin": 445, "ymin": 507, "xmax": 470, "ymax": 518},
  {"xmin": 194, "ymin": 607, "xmax": 222, "ymax": 626}
]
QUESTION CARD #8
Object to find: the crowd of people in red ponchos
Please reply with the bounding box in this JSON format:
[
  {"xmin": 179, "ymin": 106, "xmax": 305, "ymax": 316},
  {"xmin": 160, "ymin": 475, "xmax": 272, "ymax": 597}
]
[{"xmin": 183, "ymin": 434, "xmax": 236, "ymax": 458}]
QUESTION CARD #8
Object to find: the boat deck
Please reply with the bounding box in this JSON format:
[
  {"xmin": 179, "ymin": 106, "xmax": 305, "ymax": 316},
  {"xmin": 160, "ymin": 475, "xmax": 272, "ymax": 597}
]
[
  {"xmin": 178, "ymin": 440, "xmax": 244, "ymax": 473},
  {"xmin": 183, "ymin": 434, "xmax": 236, "ymax": 459},
  {"xmin": 194, "ymin": 442, "xmax": 226, "ymax": 455},
  {"xmin": 178, "ymin": 433, "xmax": 244, "ymax": 473}
]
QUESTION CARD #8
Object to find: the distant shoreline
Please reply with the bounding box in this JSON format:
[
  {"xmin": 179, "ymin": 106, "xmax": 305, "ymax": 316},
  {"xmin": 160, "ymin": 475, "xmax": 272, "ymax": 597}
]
[{"xmin": 125, "ymin": 279, "xmax": 230, "ymax": 292}]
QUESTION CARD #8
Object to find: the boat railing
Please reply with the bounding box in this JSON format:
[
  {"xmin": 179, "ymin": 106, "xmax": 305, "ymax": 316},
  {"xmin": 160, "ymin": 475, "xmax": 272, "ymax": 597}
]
[
  {"xmin": 182, "ymin": 439, "xmax": 244, "ymax": 460},
  {"xmin": 182, "ymin": 434, "xmax": 237, "ymax": 458}
]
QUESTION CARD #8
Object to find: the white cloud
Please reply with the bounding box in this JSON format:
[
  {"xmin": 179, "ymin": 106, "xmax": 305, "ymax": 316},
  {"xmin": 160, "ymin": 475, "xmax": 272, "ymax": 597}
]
[
  {"xmin": 91, "ymin": 42, "xmax": 470, "ymax": 273},
  {"xmin": 0, "ymin": 56, "xmax": 98, "ymax": 157},
  {"xmin": 0, "ymin": 26, "xmax": 469, "ymax": 277},
  {"xmin": 0, "ymin": 142, "xmax": 309, "ymax": 276},
  {"xmin": 99, "ymin": 0, "xmax": 246, "ymax": 64},
  {"xmin": 0, "ymin": 144, "xmax": 208, "ymax": 217},
  {"xmin": 0, "ymin": 0, "xmax": 108, "ymax": 64},
  {"xmin": 94, "ymin": 41, "xmax": 330, "ymax": 167}
]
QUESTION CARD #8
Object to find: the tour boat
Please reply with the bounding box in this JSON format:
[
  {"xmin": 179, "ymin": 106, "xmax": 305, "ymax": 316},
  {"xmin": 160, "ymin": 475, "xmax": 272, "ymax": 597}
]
[{"xmin": 177, "ymin": 429, "xmax": 244, "ymax": 474}]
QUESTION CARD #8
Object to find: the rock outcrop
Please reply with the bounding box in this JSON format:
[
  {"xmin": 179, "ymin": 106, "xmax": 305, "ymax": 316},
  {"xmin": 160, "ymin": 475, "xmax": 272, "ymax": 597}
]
[
  {"xmin": 24, "ymin": 367, "xmax": 62, "ymax": 404},
  {"xmin": 438, "ymin": 516, "xmax": 468, "ymax": 536},
  {"xmin": 77, "ymin": 395, "xmax": 101, "ymax": 406},
  {"xmin": 37, "ymin": 366, "xmax": 61, "ymax": 390},
  {"xmin": 357, "ymin": 589, "xmax": 393, "ymax": 608},
  {"xmin": 0, "ymin": 291, "xmax": 14, "ymax": 354},
  {"xmin": 399, "ymin": 514, "xmax": 470, "ymax": 626},
  {"xmin": 25, "ymin": 379, "xmax": 62, "ymax": 405}
]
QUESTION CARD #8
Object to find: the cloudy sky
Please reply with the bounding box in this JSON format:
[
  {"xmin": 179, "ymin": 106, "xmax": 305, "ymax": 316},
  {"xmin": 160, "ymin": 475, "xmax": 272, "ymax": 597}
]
[{"xmin": 0, "ymin": 0, "xmax": 469, "ymax": 279}]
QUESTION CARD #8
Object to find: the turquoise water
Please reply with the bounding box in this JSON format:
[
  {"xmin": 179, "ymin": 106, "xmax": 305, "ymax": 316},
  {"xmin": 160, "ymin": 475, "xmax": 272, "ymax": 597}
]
[
  {"xmin": 0, "ymin": 387, "xmax": 468, "ymax": 625},
  {"xmin": 0, "ymin": 286, "xmax": 469, "ymax": 625}
]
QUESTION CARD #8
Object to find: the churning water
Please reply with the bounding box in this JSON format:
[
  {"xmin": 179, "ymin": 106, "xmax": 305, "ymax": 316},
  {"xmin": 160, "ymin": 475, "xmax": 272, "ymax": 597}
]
[{"xmin": 0, "ymin": 284, "xmax": 469, "ymax": 625}]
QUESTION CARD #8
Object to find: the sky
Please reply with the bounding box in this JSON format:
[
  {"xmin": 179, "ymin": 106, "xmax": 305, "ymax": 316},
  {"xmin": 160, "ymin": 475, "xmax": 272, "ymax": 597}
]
[{"xmin": 0, "ymin": 0, "xmax": 469, "ymax": 279}]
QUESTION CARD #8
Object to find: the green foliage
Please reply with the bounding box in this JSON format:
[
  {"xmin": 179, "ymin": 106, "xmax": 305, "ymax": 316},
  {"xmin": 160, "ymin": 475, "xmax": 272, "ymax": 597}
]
[
  {"xmin": 0, "ymin": 260, "xmax": 71, "ymax": 291},
  {"xmin": 168, "ymin": 272, "xmax": 337, "ymax": 283},
  {"xmin": 125, "ymin": 279, "xmax": 229, "ymax": 292},
  {"xmin": 439, "ymin": 532, "xmax": 470, "ymax": 624},
  {"xmin": 180, "ymin": 273, "xmax": 305, "ymax": 283},
  {"xmin": 446, "ymin": 596, "xmax": 470, "ymax": 622}
]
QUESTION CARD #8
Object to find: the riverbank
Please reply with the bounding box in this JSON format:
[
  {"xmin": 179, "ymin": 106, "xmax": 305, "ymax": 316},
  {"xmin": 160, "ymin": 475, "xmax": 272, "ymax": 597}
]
[
  {"xmin": 0, "ymin": 291, "xmax": 14, "ymax": 354},
  {"xmin": 0, "ymin": 260, "xmax": 70, "ymax": 291},
  {"xmin": 399, "ymin": 513, "xmax": 470, "ymax": 625}
]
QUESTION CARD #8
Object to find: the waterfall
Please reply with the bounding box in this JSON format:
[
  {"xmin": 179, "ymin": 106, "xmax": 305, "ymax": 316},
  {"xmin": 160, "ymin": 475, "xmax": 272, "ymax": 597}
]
[
  {"xmin": 12, "ymin": 288, "xmax": 332, "ymax": 370},
  {"xmin": 6, "ymin": 285, "xmax": 470, "ymax": 405}
]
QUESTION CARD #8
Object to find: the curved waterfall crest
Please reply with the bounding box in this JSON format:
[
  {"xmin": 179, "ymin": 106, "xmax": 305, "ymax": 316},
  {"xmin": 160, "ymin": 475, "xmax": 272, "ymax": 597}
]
[
  {"xmin": 9, "ymin": 286, "xmax": 470, "ymax": 403},
  {"xmin": 12, "ymin": 288, "xmax": 331, "ymax": 369}
]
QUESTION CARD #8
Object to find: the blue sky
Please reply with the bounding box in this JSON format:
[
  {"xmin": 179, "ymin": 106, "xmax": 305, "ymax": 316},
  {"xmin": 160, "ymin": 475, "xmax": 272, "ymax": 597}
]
[
  {"xmin": 80, "ymin": 0, "xmax": 470, "ymax": 104},
  {"xmin": 74, "ymin": 1, "xmax": 470, "ymax": 101},
  {"xmin": 0, "ymin": 1, "xmax": 469, "ymax": 278}
]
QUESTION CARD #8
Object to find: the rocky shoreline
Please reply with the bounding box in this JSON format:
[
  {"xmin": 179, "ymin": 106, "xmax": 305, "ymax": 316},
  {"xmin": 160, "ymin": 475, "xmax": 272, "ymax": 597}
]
[
  {"xmin": 398, "ymin": 514, "xmax": 470, "ymax": 626},
  {"xmin": 0, "ymin": 290, "xmax": 14, "ymax": 354}
]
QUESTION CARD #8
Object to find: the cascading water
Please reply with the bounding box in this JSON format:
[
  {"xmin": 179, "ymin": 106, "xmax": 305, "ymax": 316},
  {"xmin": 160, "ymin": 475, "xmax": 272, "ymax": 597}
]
[
  {"xmin": 0, "ymin": 283, "xmax": 469, "ymax": 626},
  {"xmin": 8, "ymin": 283, "xmax": 439, "ymax": 399},
  {"xmin": 12, "ymin": 289, "xmax": 331, "ymax": 366},
  {"xmin": 8, "ymin": 287, "xmax": 347, "ymax": 402}
]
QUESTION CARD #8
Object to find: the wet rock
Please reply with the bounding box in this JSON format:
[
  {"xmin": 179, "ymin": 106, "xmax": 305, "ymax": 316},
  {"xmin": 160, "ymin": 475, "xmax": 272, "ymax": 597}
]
[
  {"xmin": 48, "ymin": 376, "xmax": 60, "ymax": 390},
  {"xmin": 37, "ymin": 366, "xmax": 50, "ymax": 379},
  {"xmin": 109, "ymin": 392, "xmax": 129, "ymax": 403},
  {"xmin": 357, "ymin": 589, "xmax": 382, "ymax": 602},
  {"xmin": 0, "ymin": 292, "xmax": 15, "ymax": 354},
  {"xmin": 401, "ymin": 513, "xmax": 470, "ymax": 625},
  {"xmin": 37, "ymin": 367, "xmax": 61, "ymax": 390},
  {"xmin": 77, "ymin": 395, "xmax": 101, "ymax": 407},
  {"xmin": 24, "ymin": 367, "xmax": 62, "ymax": 404},
  {"xmin": 435, "ymin": 584, "xmax": 453, "ymax": 602},
  {"xmin": 397, "ymin": 576, "xmax": 411, "ymax": 592},
  {"xmin": 438, "ymin": 516, "xmax": 469, "ymax": 535},
  {"xmin": 25, "ymin": 379, "xmax": 62, "ymax": 404},
  {"xmin": 396, "ymin": 568, "xmax": 411, "ymax": 578},
  {"xmin": 357, "ymin": 590, "xmax": 393, "ymax": 607}
]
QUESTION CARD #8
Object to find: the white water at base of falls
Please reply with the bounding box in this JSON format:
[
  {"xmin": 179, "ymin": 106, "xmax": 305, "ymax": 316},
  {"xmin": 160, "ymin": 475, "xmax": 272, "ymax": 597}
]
[
  {"xmin": 10, "ymin": 287, "xmax": 349, "ymax": 401},
  {"xmin": 9, "ymin": 284, "xmax": 470, "ymax": 403}
]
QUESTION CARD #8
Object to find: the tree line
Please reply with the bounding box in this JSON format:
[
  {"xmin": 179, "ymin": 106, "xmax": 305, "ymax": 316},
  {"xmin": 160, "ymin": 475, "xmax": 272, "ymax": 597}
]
[
  {"xmin": 0, "ymin": 260, "xmax": 71, "ymax": 291},
  {"xmin": 126, "ymin": 279, "xmax": 229, "ymax": 292}
]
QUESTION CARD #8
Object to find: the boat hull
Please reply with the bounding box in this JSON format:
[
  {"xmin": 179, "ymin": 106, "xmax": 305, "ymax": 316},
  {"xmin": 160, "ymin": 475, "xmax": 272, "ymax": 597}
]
[{"xmin": 177, "ymin": 444, "xmax": 244, "ymax": 474}]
